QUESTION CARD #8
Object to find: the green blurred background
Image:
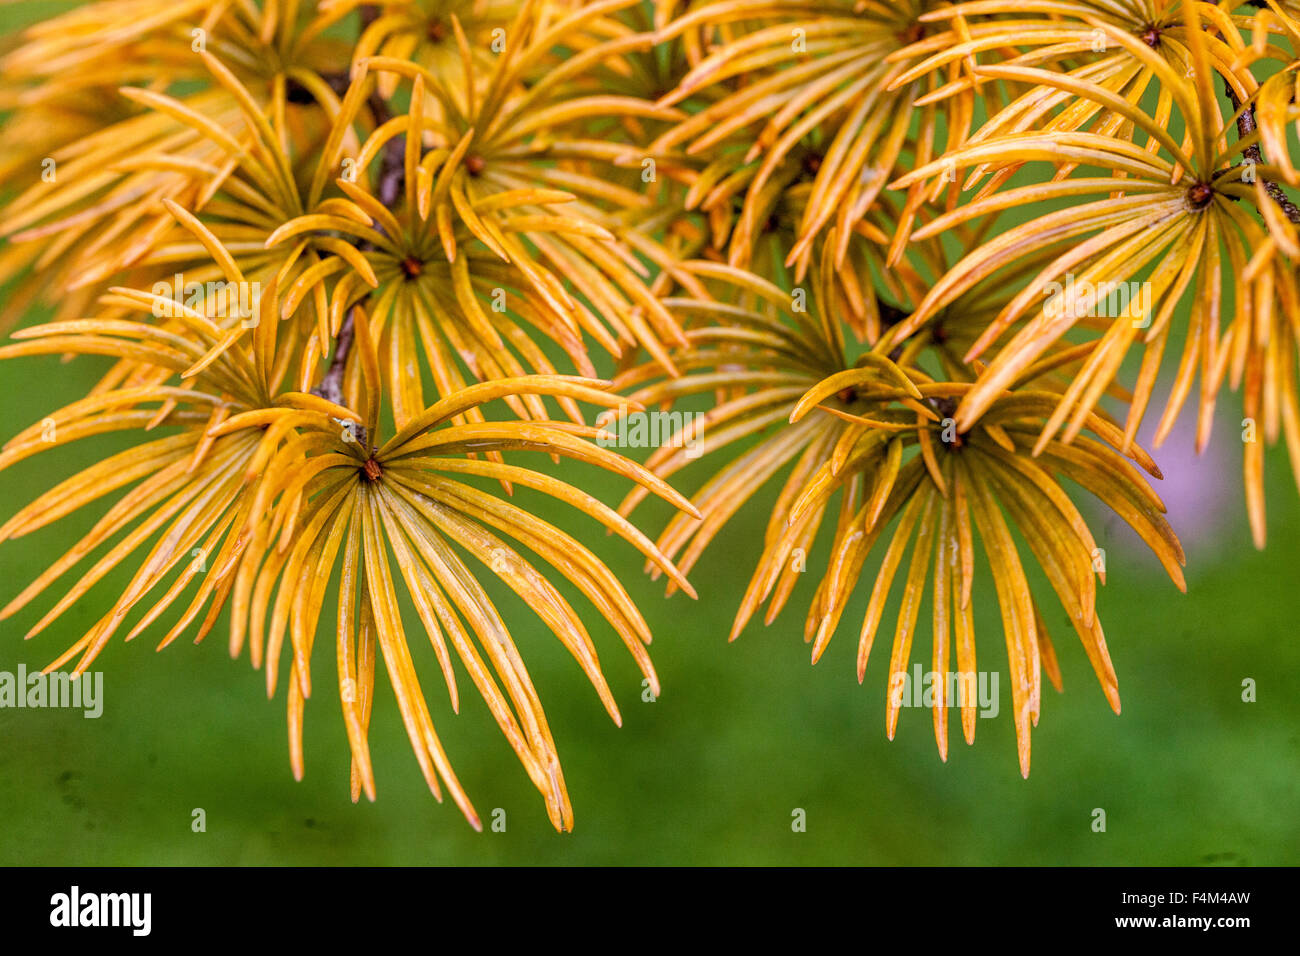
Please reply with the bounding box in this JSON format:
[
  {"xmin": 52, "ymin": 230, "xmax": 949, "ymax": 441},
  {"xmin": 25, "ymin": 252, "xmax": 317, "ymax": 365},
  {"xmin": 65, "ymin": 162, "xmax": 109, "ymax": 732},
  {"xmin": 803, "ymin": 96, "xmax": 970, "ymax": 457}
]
[{"xmin": 1, "ymin": 1, "xmax": 1298, "ymax": 867}]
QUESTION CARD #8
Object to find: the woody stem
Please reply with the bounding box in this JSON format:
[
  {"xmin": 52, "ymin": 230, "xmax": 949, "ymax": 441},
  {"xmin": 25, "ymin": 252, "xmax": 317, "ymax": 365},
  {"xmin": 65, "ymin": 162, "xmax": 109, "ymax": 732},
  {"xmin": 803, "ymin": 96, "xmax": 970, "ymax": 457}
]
[
  {"xmin": 312, "ymin": 3, "xmax": 406, "ymax": 413},
  {"xmin": 1226, "ymin": 84, "xmax": 1300, "ymax": 224}
]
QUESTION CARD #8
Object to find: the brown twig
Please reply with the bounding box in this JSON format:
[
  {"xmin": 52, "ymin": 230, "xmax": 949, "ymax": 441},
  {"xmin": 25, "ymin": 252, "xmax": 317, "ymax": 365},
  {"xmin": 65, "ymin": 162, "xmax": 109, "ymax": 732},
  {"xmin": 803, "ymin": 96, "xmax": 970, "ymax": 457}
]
[
  {"xmin": 1226, "ymin": 84, "xmax": 1300, "ymax": 224},
  {"xmin": 369, "ymin": 91, "xmax": 406, "ymax": 209},
  {"xmin": 310, "ymin": 3, "xmax": 405, "ymax": 433},
  {"xmin": 315, "ymin": 307, "xmax": 356, "ymax": 408}
]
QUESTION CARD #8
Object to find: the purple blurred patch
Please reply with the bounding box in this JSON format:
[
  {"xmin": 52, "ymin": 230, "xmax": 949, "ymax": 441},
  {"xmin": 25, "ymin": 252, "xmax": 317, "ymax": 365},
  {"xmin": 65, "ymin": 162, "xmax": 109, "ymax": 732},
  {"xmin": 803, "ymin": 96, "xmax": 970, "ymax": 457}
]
[{"xmin": 1082, "ymin": 403, "xmax": 1240, "ymax": 573}]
